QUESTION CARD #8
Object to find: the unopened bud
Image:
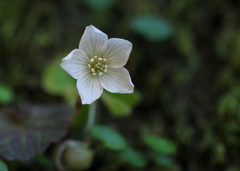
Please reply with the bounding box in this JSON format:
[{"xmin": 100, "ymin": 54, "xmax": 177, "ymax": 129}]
[{"xmin": 54, "ymin": 140, "xmax": 94, "ymax": 171}]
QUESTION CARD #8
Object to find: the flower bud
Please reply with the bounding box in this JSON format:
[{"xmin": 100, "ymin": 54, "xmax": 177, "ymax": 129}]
[{"xmin": 54, "ymin": 140, "xmax": 94, "ymax": 171}]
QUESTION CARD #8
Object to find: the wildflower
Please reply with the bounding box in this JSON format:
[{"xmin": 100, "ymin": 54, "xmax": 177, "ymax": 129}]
[{"xmin": 61, "ymin": 25, "xmax": 134, "ymax": 104}]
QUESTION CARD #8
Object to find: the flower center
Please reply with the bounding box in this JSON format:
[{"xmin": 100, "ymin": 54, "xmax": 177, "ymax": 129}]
[{"xmin": 88, "ymin": 56, "xmax": 108, "ymax": 76}]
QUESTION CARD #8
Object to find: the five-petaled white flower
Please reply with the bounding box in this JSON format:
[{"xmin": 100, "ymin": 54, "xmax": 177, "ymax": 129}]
[{"xmin": 61, "ymin": 25, "xmax": 134, "ymax": 104}]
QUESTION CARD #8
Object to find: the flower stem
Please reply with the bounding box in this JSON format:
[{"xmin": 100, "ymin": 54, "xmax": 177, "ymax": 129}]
[{"xmin": 85, "ymin": 101, "xmax": 96, "ymax": 133}]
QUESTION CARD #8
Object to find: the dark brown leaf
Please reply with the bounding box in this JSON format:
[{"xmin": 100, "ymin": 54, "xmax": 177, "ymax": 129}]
[{"xmin": 0, "ymin": 103, "xmax": 73, "ymax": 160}]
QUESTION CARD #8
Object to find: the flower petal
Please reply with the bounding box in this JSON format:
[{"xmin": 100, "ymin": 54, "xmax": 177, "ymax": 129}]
[
  {"xmin": 79, "ymin": 25, "xmax": 108, "ymax": 57},
  {"xmin": 60, "ymin": 49, "xmax": 88, "ymax": 79},
  {"xmin": 99, "ymin": 67, "xmax": 134, "ymax": 93},
  {"xmin": 102, "ymin": 38, "xmax": 132, "ymax": 68},
  {"xmin": 77, "ymin": 73, "xmax": 103, "ymax": 104}
]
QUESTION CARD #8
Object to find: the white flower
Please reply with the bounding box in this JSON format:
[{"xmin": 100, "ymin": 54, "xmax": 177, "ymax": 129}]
[{"xmin": 60, "ymin": 25, "xmax": 134, "ymax": 104}]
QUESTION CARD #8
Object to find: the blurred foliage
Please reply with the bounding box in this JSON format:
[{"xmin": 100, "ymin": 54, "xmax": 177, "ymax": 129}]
[
  {"xmin": 143, "ymin": 134, "xmax": 177, "ymax": 155},
  {"xmin": 131, "ymin": 15, "xmax": 173, "ymax": 42},
  {"xmin": 1, "ymin": 0, "xmax": 240, "ymax": 170},
  {"xmin": 0, "ymin": 84, "xmax": 14, "ymax": 104},
  {"xmin": 0, "ymin": 160, "xmax": 8, "ymax": 171},
  {"xmin": 91, "ymin": 125, "xmax": 147, "ymax": 169},
  {"xmin": 119, "ymin": 147, "xmax": 147, "ymax": 168},
  {"xmin": 83, "ymin": 0, "xmax": 117, "ymax": 11}
]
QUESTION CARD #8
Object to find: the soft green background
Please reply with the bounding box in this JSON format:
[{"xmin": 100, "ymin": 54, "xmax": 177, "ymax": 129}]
[{"xmin": 1, "ymin": 0, "xmax": 240, "ymax": 170}]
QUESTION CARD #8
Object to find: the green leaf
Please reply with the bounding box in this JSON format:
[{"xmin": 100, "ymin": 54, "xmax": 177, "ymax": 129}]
[
  {"xmin": 119, "ymin": 147, "xmax": 147, "ymax": 168},
  {"xmin": 0, "ymin": 84, "xmax": 14, "ymax": 104},
  {"xmin": 91, "ymin": 125, "xmax": 127, "ymax": 150},
  {"xmin": 110, "ymin": 90, "xmax": 141, "ymax": 106},
  {"xmin": 154, "ymin": 155, "xmax": 173, "ymax": 167},
  {"xmin": 42, "ymin": 57, "xmax": 78, "ymax": 104},
  {"xmin": 0, "ymin": 160, "xmax": 8, "ymax": 171},
  {"xmin": 101, "ymin": 92, "xmax": 131, "ymax": 117},
  {"xmin": 101, "ymin": 91, "xmax": 140, "ymax": 117},
  {"xmin": 42, "ymin": 58, "xmax": 75, "ymax": 94},
  {"xmin": 131, "ymin": 15, "xmax": 173, "ymax": 42},
  {"xmin": 143, "ymin": 135, "xmax": 177, "ymax": 155},
  {"xmin": 0, "ymin": 103, "xmax": 73, "ymax": 160}
]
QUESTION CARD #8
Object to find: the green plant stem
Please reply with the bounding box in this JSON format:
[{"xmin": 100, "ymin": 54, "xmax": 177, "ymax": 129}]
[{"xmin": 85, "ymin": 101, "xmax": 96, "ymax": 133}]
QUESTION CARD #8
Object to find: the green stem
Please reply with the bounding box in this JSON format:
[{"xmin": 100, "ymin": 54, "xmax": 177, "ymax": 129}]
[{"xmin": 85, "ymin": 101, "xmax": 96, "ymax": 133}]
